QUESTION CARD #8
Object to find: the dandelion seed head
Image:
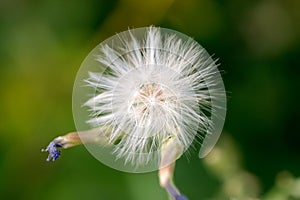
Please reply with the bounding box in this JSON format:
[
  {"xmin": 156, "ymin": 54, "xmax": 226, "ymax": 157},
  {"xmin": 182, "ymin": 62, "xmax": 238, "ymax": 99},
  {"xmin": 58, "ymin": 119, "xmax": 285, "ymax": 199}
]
[{"xmin": 72, "ymin": 26, "xmax": 226, "ymax": 172}]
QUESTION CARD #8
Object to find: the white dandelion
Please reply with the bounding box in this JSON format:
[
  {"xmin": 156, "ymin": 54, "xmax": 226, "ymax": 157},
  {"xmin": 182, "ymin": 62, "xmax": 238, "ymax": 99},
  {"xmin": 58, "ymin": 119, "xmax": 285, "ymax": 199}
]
[{"xmin": 43, "ymin": 26, "xmax": 226, "ymax": 200}]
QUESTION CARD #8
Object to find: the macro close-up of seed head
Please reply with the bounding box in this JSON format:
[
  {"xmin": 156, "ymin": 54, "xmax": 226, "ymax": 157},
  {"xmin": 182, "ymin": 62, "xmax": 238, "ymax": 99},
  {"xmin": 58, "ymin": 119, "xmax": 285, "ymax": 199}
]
[{"xmin": 2, "ymin": 1, "xmax": 299, "ymax": 200}]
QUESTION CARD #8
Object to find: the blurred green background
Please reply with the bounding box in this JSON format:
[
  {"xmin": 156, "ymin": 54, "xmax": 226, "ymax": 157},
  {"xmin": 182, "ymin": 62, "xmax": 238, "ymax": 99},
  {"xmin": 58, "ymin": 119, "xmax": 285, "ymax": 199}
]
[{"xmin": 0, "ymin": 0, "xmax": 299, "ymax": 199}]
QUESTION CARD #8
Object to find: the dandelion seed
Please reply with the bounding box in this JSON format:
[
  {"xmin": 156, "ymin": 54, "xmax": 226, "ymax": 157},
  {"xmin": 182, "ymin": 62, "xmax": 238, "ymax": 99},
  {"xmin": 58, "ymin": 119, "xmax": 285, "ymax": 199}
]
[{"xmin": 72, "ymin": 26, "xmax": 226, "ymax": 172}]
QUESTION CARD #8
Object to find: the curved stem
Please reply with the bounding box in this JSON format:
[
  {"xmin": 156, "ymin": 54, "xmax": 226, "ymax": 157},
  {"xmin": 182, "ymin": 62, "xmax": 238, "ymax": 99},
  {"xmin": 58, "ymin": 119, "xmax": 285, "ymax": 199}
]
[
  {"xmin": 159, "ymin": 136, "xmax": 188, "ymax": 200},
  {"xmin": 42, "ymin": 127, "xmax": 111, "ymax": 161}
]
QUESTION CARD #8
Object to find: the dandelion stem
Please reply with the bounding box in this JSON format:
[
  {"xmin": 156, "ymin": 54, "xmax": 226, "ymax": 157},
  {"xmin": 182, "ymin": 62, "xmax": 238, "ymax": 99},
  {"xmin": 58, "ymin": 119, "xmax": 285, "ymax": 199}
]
[
  {"xmin": 159, "ymin": 136, "xmax": 188, "ymax": 200},
  {"xmin": 42, "ymin": 127, "xmax": 111, "ymax": 161}
]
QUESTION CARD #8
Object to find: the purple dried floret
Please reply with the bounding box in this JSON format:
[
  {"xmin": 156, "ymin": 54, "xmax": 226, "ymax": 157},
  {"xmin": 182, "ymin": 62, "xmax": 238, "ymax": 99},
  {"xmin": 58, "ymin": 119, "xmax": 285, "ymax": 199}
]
[{"xmin": 42, "ymin": 141, "xmax": 62, "ymax": 161}]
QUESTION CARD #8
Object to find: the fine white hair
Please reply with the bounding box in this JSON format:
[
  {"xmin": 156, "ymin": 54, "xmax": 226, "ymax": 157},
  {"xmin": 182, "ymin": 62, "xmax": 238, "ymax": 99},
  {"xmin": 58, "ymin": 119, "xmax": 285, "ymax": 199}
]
[{"xmin": 82, "ymin": 26, "xmax": 226, "ymax": 169}]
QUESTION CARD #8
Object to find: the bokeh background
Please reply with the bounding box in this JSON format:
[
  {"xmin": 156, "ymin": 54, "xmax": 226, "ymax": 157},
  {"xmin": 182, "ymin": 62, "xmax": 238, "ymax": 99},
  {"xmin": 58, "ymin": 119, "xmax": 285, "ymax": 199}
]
[{"xmin": 0, "ymin": 0, "xmax": 299, "ymax": 199}]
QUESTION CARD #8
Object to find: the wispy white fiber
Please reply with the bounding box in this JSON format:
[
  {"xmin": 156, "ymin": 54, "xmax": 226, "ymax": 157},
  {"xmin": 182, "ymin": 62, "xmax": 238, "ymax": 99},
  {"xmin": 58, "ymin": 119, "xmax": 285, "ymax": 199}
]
[{"xmin": 84, "ymin": 26, "xmax": 223, "ymax": 167}]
